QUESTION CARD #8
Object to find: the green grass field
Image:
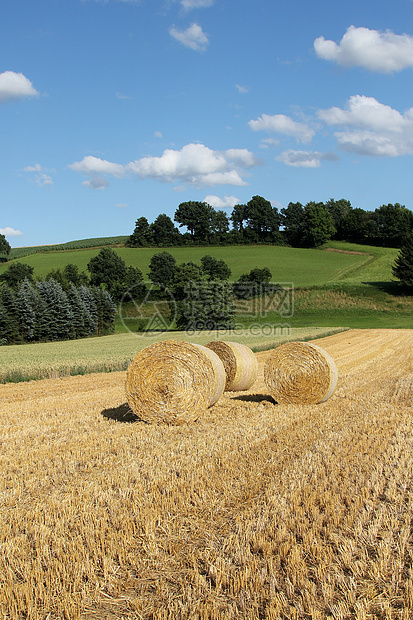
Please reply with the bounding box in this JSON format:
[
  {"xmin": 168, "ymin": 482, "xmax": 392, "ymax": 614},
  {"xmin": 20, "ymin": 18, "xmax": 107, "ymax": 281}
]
[
  {"xmin": 1, "ymin": 237, "xmax": 412, "ymax": 383},
  {"xmin": 2, "ymin": 242, "xmax": 374, "ymax": 286}
]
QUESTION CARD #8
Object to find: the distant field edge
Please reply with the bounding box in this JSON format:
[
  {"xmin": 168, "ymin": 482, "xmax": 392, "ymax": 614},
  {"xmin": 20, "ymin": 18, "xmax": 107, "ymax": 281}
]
[{"xmin": 0, "ymin": 326, "xmax": 348, "ymax": 384}]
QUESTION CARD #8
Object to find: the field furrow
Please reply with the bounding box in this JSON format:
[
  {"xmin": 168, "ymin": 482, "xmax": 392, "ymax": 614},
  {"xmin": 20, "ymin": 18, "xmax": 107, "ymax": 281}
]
[{"xmin": 1, "ymin": 329, "xmax": 413, "ymax": 619}]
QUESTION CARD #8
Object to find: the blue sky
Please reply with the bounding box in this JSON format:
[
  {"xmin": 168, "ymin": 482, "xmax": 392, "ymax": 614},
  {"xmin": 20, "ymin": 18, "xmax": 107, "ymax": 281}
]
[{"xmin": 2, "ymin": 0, "xmax": 413, "ymax": 247}]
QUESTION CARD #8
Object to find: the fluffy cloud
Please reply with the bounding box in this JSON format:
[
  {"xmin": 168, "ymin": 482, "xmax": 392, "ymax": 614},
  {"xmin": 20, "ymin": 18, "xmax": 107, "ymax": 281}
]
[
  {"xmin": 69, "ymin": 156, "xmax": 126, "ymax": 177},
  {"xmin": 314, "ymin": 26, "xmax": 413, "ymax": 73},
  {"xmin": 181, "ymin": 0, "xmax": 214, "ymax": 8},
  {"xmin": 169, "ymin": 23, "xmax": 209, "ymax": 51},
  {"xmin": 0, "ymin": 227, "xmax": 23, "ymax": 237},
  {"xmin": 203, "ymin": 195, "xmax": 240, "ymax": 208},
  {"xmin": 70, "ymin": 143, "xmax": 257, "ymax": 188},
  {"xmin": 249, "ymin": 113, "xmax": 314, "ymax": 143},
  {"xmin": 0, "ymin": 71, "xmax": 39, "ymax": 103},
  {"xmin": 318, "ymin": 95, "xmax": 413, "ymax": 156},
  {"xmin": 277, "ymin": 150, "xmax": 338, "ymax": 168},
  {"xmin": 236, "ymin": 84, "xmax": 249, "ymax": 94}
]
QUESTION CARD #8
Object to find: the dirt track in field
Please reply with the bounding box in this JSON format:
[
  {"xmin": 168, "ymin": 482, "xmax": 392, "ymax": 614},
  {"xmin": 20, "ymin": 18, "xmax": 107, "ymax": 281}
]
[{"xmin": 1, "ymin": 329, "xmax": 413, "ymax": 619}]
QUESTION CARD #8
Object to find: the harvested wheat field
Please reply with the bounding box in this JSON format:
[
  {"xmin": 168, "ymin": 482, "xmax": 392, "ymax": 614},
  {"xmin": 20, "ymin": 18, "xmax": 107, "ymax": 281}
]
[{"xmin": 1, "ymin": 329, "xmax": 413, "ymax": 620}]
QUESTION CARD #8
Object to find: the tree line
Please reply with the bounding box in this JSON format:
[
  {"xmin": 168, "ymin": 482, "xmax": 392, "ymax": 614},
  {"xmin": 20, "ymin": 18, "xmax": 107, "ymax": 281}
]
[
  {"xmin": 126, "ymin": 197, "xmax": 413, "ymax": 249},
  {"xmin": 0, "ymin": 262, "xmax": 115, "ymax": 345}
]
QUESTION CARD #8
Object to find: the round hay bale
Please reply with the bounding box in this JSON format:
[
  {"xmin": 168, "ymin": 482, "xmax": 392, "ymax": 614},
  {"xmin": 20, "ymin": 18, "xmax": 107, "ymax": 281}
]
[
  {"xmin": 264, "ymin": 341, "xmax": 338, "ymax": 404},
  {"xmin": 125, "ymin": 340, "xmax": 226, "ymax": 424},
  {"xmin": 206, "ymin": 340, "xmax": 258, "ymax": 391},
  {"xmin": 192, "ymin": 344, "xmax": 226, "ymax": 405}
]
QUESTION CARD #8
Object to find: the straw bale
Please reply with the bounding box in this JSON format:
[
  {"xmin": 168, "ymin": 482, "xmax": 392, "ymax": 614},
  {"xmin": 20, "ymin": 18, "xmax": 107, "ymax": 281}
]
[
  {"xmin": 125, "ymin": 340, "xmax": 225, "ymax": 424},
  {"xmin": 206, "ymin": 340, "xmax": 258, "ymax": 391},
  {"xmin": 264, "ymin": 341, "xmax": 338, "ymax": 404}
]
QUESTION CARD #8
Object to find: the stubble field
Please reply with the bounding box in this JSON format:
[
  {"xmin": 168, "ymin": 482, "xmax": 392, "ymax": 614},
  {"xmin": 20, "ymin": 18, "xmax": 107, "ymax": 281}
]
[{"xmin": 1, "ymin": 329, "xmax": 413, "ymax": 619}]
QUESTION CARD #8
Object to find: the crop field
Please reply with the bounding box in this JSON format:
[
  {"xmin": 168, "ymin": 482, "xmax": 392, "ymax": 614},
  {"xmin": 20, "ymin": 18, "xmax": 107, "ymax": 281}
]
[
  {"xmin": 1, "ymin": 329, "xmax": 413, "ymax": 619},
  {"xmin": 0, "ymin": 327, "xmax": 338, "ymax": 383}
]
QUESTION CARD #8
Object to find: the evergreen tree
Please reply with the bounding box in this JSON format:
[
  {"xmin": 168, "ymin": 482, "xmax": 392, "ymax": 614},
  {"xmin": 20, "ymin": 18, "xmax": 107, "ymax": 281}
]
[
  {"xmin": 67, "ymin": 284, "xmax": 88, "ymax": 338},
  {"xmin": 37, "ymin": 279, "xmax": 73, "ymax": 340},
  {"xmin": 392, "ymin": 236, "xmax": 413, "ymax": 288},
  {"xmin": 78, "ymin": 285, "xmax": 98, "ymax": 335},
  {"xmin": 0, "ymin": 306, "xmax": 10, "ymax": 343},
  {"xmin": 0, "ymin": 284, "xmax": 19, "ymax": 342},
  {"xmin": 16, "ymin": 278, "xmax": 38, "ymax": 341}
]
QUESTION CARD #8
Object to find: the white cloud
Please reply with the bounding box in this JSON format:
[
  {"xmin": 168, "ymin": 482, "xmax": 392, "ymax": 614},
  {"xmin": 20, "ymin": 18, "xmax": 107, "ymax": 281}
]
[
  {"xmin": 203, "ymin": 195, "xmax": 240, "ymax": 208},
  {"xmin": 154, "ymin": 130, "xmax": 163, "ymax": 138},
  {"xmin": 24, "ymin": 163, "xmax": 42, "ymax": 172},
  {"xmin": 69, "ymin": 155, "xmax": 126, "ymax": 177},
  {"xmin": 314, "ymin": 26, "xmax": 413, "ymax": 73},
  {"xmin": 0, "ymin": 71, "xmax": 39, "ymax": 103},
  {"xmin": 24, "ymin": 163, "xmax": 54, "ymax": 186},
  {"xmin": 0, "ymin": 226, "xmax": 23, "ymax": 237},
  {"xmin": 115, "ymin": 203, "xmax": 128, "ymax": 208},
  {"xmin": 277, "ymin": 150, "xmax": 338, "ymax": 168},
  {"xmin": 260, "ymin": 137, "xmax": 280, "ymax": 148},
  {"xmin": 116, "ymin": 91, "xmax": 131, "ymax": 100},
  {"xmin": 249, "ymin": 113, "xmax": 315, "ymax": 143},
  {"xmin": 126, "ymin": 143, "xmax": 254, "ymax": 185},
  {"xmin": 70, "ymin": 143, "xmax": 257, "ymax": 188},
  {"xmin": 169, "ymin": 23, "xmax": 209, "ymax": 51},
  {"xmin": 36, "ymin": 173, "xmax": 53, "ymax": 186},
  {"xmin": 318, "ymin": 95, "xmax": 413, "ymax": 156},
  {"xmin": 181, "ymin": 0, "xmax": 214, "ymax": 8},
  {"xmin": 236, "ymin": 84, "xmax": 249, "ymax": 94},
  {"xmin": 82, "ymin": 177, "xmax": 110, "ymax": 190}
]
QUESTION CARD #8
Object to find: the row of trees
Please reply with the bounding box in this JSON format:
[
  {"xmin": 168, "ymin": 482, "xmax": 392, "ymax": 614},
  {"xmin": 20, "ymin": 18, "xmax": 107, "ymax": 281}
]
[
  {"xmin": 127, "ymin": 197, "xmax": 413, "ymax": 249},
  {"xmin": 0, "ymin": 276, "xmax": 115, "ymax": 345}
]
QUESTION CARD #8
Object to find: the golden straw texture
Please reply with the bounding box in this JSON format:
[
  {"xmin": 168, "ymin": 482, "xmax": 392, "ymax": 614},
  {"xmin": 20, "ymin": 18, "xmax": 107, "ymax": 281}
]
[
  {"xmin": 264, "ymin": 341, "xmax": 338, "ymax": 404},
  {"xmin": 206, "ymin": 340, "xmax": 258, "ymax": 391},
  {"xmin": 192, "ymin": 344, "xmax": 226, "ymax": 405},
  {"xmin": 125, "ymin": 340, "xmax": 225, "ymax": 424}
]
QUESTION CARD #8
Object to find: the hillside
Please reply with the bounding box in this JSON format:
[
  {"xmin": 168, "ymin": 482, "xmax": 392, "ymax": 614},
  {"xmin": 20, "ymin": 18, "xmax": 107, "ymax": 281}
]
[{"xmin": 1, "ymin": 239, "xmax": 397, "ymax": 287}]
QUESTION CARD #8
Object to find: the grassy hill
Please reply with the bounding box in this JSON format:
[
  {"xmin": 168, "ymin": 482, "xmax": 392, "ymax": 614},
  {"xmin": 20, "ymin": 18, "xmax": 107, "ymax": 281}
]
[
  {"xmin": 2, "ymin": 237, "xmax": 411, "ymax": 330},
  {"xmin": 2, "ymin": 240, "xmax": 390, "ymax": 286}
]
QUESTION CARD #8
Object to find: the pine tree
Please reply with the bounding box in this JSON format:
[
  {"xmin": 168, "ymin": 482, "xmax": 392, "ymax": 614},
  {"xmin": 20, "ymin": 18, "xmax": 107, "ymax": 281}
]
[
  {"xmin": 37, "ymin": 279, "xmax": 73, "ymax": 340},
  {"xmin": 16, "ymin": 278, "xmax": 38, "ymax": 341},
  {"xmin": 392, "ymin": 235, "xmax": 413, "ymax": 288},
  {"xmin": 67, "ymin": 284, "xmax": 87, "ymax": 338},
  {"xmin": 78, "ymin": 285, "xmax": 98, "ymax": 335},
  {"xmin": 0, "ymin": 284, "xmax": 19, "ymax": 342}
]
